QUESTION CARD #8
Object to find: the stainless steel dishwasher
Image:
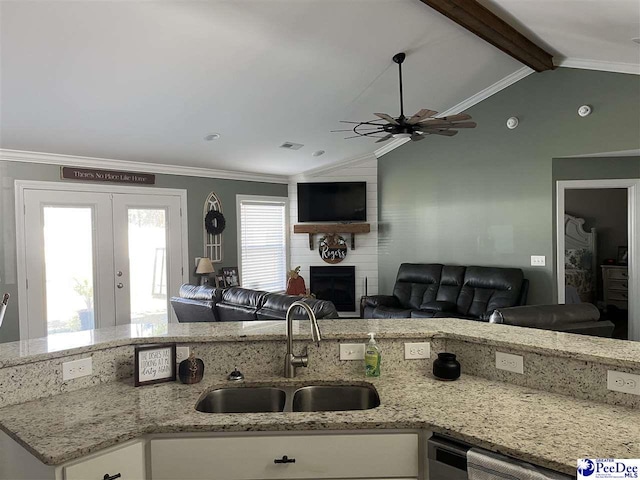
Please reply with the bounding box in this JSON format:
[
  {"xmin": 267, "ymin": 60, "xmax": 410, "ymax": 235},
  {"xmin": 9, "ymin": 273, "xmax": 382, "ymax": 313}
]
[{"xmin": 427, "ymin": 435, "xmax": 471, "ymax": 480}]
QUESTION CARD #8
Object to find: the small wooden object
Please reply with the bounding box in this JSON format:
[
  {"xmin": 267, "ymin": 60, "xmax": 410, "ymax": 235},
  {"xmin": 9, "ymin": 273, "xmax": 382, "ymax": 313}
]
[{"xmin": 178, "ymin": 353, "xmax": 205, "ymax": 384}]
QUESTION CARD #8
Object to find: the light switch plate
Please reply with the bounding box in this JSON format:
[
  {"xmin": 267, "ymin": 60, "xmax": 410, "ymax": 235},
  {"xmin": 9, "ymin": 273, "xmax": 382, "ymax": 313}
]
[
  {"xmin": 176, "ymin": 346, "xmax": 190, "ymax": 363},
  {"xmin": 404, "ymin": 342, "xmax": 430, "ymax": 360},
  {"xmin": 530, "ymin": 255, "xmax": 546, "ymax": 267},
  {"xmin": 496, "ymin": 352, "xmax": 524, "ymax": 374},
  {"xmin": 607, "ymin": 370, "xmax": 640, "ymax": 395},
  {"xmin": 62, "ymin": 357, "xmax": 93, "ymax": 381},
  {"xmin": 339, "ymin": 343, "xmax": 365, "ymax": 360}
]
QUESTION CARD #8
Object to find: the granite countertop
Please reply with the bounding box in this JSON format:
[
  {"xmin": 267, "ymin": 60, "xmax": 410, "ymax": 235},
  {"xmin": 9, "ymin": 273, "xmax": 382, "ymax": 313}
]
[
  {"xmin": 1, "ymin": 371, "xmax": 639, "ymax": 475},
  {"xmin": 2, "ymin": 318, "xmax": 640, "ymax": 369}
]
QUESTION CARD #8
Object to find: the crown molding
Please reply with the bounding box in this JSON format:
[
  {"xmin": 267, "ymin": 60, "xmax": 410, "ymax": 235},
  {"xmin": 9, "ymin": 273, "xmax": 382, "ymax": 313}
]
[
  {"xmin": 293, "ymin": 152, "xmax": 377, "ymax": 180},
  {"xmin": 557, "ymin": 58, "xmax": 640, "ymax": 75},
  {"xmin": 0, "ymin": 149, "xmax": 289, "ymax": 184}
]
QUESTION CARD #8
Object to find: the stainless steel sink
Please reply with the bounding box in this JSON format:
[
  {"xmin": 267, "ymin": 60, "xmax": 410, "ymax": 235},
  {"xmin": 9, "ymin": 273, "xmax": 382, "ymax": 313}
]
[
  {"xmin": 292, "ymin": 385, "xmax": 380, "ymax": 412},
  {"xmin": 196, "ymin": 387, "xmax": 286, "ymax": 413},
  {"xmin": 196, "ymin": 384, "xmax": 380, "ymax": 413}
]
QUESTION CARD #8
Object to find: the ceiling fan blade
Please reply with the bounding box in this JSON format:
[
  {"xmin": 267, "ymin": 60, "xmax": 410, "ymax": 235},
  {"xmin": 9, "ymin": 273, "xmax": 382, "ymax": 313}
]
[
  {"xmin": 448, "ymin": 121, "xmax": 477, "ymax": 129},
  {"xmin": 417, "ymin": 119, "xmax": 452, "ymax": 127},
  {"xmin": 439, "ymin": 113, "xmax": 472, "ymax": 122},
  {"xmin": 374, "ymin": 113, "xmax": 400, "ymax": 125},
  {"xmin": 410, "ymin": 133, "xmax": 426, "ymax": 142},
  {"xmin": 406, "ymin": 109, "xmax": 438, "ymax": 124},
  {"xmin": 375, "ymin": 134, "xmax": 394, "ymax": 143},
  {"xmin": 427, "ymin": 129, "xmax": 459, "ymax": 137}
]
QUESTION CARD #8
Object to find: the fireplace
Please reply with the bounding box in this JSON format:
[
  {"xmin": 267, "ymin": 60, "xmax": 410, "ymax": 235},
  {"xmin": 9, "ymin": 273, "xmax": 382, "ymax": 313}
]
[{"xmin": 310, "ymin": 266, "xmax": 356, "ymax": 312}]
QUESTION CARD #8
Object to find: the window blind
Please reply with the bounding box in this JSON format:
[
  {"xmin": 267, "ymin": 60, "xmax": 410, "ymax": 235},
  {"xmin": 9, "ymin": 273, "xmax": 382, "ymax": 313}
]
[{"xmin": 239, "ymin": 199, "xmax": 287, "ymax": 292}]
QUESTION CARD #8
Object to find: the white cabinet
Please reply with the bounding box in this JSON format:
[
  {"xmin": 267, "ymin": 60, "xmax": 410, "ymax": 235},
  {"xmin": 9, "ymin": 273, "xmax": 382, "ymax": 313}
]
[
  {"xmin": 149, "ymin": 433, "xmax": 419, "ymax": 480},
  {"xmin": 62, "ymin": 441, "xmax": 145, "ymax": 480}
]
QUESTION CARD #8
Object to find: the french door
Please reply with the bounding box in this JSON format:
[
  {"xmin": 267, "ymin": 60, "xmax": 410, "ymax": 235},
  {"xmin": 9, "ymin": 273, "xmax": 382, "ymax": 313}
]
[{"xmin": 17, "ymin": 182, "xmax": 187, "ymax": 339}]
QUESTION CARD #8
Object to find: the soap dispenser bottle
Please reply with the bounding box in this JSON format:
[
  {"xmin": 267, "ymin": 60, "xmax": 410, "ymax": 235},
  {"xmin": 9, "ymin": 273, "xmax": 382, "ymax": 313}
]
[{"xmin": 364, "ymin": 332, "xmax": 381, "ymax": 377}]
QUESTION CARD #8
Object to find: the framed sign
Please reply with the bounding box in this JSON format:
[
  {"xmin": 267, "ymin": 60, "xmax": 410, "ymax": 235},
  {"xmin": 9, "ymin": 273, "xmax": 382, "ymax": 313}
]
[
  {"xmin": 134, "ymin": 344, "xmax": 176, "ymax": 387},
  {"xmin": 319, "ymin": 234, "xmax": 347, "ymax": 264},
  {"xmin": 61, "ymin": 166, "xmax": 155, "ymax": 185}
]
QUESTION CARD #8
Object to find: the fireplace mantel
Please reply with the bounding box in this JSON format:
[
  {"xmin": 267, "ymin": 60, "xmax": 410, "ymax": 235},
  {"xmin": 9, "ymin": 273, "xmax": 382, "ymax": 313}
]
[{"xmin": 293, "ymin": 223, "xmax": 371, "ymax": 250}]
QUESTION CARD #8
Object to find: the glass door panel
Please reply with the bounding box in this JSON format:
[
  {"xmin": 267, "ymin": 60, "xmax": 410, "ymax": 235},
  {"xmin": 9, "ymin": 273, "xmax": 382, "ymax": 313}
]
[
  {"xmin": 43, "ymin": 207, "xmax": 95, "ymax": 334},
  {"xmin": 127, "ymin": 208, "xmax": 168, "ymax": 325}
]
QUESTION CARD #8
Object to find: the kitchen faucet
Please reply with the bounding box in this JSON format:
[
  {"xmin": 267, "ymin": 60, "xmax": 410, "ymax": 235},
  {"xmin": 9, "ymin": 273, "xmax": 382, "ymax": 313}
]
[{"xmin": 284, "ymin": 300, "xmax": 321, "ymax": 378}]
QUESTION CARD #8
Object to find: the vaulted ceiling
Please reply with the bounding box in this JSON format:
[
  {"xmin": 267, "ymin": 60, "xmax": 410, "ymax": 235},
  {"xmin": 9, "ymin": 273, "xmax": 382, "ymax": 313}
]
[{"xmin": 1, "ymin": 1, "xmax": 638, "ymax": 176}]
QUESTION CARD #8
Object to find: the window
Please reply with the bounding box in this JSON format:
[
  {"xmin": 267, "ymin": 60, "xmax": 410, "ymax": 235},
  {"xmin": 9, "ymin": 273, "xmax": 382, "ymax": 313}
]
[{"xmin": 237, "ymin": 195, "xmax": 287, "ymax": 292}]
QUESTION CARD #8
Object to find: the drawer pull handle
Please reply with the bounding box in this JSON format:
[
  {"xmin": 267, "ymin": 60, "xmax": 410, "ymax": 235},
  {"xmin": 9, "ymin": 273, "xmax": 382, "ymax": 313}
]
[
  {"xmin": 274, "ymin": 455, "xmax": 296, "ymax": 464},
  {"xmin": 103, "ymin": 474, "xmax": 121, "ymax": 480}
]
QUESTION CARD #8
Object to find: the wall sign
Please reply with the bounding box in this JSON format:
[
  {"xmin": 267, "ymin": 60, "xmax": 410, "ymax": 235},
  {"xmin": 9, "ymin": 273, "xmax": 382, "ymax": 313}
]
[
  {"xmin": 319, "ymin": 234, "xmax": 347, "ymax": 264},
  {"xmin": 61, "ymin": 166, "xmax": 155, "ymax": 185},
  {"xmin": 134, "ymin": 344, "xmax": 176, "ymax": 387}
]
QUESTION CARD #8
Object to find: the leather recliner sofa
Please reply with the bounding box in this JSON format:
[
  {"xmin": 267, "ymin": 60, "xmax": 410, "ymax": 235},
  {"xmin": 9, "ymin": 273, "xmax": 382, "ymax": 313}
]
[
  {"xmin": 361, "ymin": 263, "xmax": 529, "ymax": 320},
  {"xmin": 489, "ymin": 303, "xmax": 615, "ymax": 337},
  {"xmin": 171, "ymin": 284, "xmax": 339, "ymax": 322}
]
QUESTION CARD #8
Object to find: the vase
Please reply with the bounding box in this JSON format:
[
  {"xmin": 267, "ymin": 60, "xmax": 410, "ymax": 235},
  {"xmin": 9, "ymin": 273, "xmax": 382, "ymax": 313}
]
[
  {"xmin": 432, "ymin": 352, "xmax": 460, "ymax": 381},
  {"xmin": 178, "ymin": 354, "xmax": 205, "ymax": 384}
]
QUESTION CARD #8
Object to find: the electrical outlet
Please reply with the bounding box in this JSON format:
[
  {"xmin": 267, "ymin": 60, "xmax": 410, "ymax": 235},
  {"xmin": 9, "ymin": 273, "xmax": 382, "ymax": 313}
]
[
  {"xmin": 176, "ymin": 346, "xmax": 190, "ymax": 363},
  {"xmin": 495, "ymin": 352, "xmax": 524, "ymax": 374},
  {"xmin": 404, "ymin": 342, "xmax": 430, "ymax": 360},
  {"xmin": 607, "ymin": 370, "xmax": 640, "ymax": 395},
  {"xmin": 530, "ymin": 255, "xmax": 546, "ymax": 266},
  {"xmin": 339, "ymin": 343, "xmax": 365, "ymax": 360},
  {"xmin": 62, "ymin": 357, "xmax": 93, "ymax": 381}
]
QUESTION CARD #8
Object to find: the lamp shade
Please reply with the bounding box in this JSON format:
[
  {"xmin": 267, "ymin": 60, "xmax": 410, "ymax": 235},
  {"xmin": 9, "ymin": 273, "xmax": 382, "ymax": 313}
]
[{"xmin": 196, "ymin": 257, "xmax": 215, "ymax": 275}]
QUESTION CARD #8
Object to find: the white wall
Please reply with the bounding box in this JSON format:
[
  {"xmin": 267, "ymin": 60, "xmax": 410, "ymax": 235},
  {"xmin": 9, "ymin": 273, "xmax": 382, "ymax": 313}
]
[{"xmin": 288, "ymin": 156, "xmax": 378, "ymax": 316}]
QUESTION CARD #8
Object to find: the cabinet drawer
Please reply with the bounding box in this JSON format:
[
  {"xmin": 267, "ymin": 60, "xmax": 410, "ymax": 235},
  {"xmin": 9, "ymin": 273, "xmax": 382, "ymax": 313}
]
[
  {"xmin": 609, "ymin": 291, "xmax": 628, "ymax": 302},
  {"xmin": 607, "ymin": 268, "xmax": 628, "ymax": 280},
  {"xmin": 609, "ymin": 279, "xmax": 628, "ymax": 291},
  {"xmin": 64, "ymin": 441, "xmax": 145, "ymax": 480},
  {"xmin": 150, "ymin": 433, "xmax": 419, "ymax": 479}
]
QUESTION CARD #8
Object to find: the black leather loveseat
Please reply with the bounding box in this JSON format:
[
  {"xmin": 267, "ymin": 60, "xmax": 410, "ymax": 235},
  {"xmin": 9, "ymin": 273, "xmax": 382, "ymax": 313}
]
[
  {"xmin": 171, "ymin": 284, "xmax": 338, "ymax": 322},
  {"xmin": 361, "ymin": 263, "xmax": 528, "ymax": 320}
]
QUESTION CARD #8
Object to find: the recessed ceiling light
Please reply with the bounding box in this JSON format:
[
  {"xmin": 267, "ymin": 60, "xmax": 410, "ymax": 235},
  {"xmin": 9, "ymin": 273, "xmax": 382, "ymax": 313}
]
[
  {"xmin": 632, "ymin": 38, "xmax": 640, "ymax": 45},
  {"xmin": 312, "ymin": 150, "xmax": 325, "ymax": 157},
  {"xmin": 204, "ymin": 133, "xmax": 221, "ymax": 141}
]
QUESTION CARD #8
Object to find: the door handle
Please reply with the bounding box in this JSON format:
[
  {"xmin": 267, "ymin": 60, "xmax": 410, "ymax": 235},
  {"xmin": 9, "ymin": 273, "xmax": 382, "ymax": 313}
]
[
  {"xmin": 117, "ymin": 283, "xmax": 124, "ymax": 289},
  {"xmin": 116, "ymin": 271, "xmax": 123, "ymax": 277}
]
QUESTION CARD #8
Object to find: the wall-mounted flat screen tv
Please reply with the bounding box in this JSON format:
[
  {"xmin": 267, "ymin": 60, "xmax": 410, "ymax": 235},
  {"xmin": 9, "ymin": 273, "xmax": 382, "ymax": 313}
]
[{"xmin": 297, "ymin": 182, "xmax": 367, "ymax": 222}]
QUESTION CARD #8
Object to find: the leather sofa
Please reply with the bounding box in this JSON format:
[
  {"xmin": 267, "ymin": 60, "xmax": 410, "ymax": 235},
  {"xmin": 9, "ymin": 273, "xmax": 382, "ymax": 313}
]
[
  {"xmin": 361, "ymin": 263, "xmax": 528, "ymax": 320},
  {"xmin": 489, "ymin": 304, "xmax": 615, "ymax": 337},
  {"xmin": 171, "ymin": 284, "xmax": 338, "ymax": 322}
]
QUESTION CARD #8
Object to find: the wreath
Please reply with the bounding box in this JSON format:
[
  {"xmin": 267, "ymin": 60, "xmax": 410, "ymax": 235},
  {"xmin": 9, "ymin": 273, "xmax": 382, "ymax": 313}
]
[{"xmin": 204, "ymin": 210, "xmax": 226, "ymax": 235}]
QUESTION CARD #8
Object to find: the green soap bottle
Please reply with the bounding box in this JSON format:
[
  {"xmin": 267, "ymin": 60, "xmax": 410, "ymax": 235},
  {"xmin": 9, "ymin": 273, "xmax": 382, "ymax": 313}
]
[{"xmin": 364, "ymin": 332, "xmax": 381, "ymax": 377}]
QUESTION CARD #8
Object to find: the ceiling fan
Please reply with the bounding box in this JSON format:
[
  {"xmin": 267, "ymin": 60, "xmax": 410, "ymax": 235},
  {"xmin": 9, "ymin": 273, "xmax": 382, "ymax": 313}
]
[{"xmin": 333, "ymin": 52, "xmax": 476, "ymax": 143}]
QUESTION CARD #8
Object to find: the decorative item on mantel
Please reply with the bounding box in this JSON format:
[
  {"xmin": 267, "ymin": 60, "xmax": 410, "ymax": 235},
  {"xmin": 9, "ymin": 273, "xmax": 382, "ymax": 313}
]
[
  {"xmin": 293, "ymin": 223, "xmax": 370, "ymax": 250},
  {"xmin": 319, "ymin": 234, "xmax": 347, "ymax": 264},
  {"xmin": 178, "ymin": 353, "xmax": 205, "ymax": 384}
]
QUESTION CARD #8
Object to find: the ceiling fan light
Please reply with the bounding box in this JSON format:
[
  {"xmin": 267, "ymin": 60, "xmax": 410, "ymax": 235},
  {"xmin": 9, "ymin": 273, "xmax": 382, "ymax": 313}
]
[{"xmin": 392, "ymin": 133, "xmax": 412, "ymax": 139}]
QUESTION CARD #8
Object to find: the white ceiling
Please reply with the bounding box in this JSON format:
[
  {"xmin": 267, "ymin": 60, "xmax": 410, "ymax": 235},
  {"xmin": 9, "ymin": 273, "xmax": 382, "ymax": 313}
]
[
  {"xmin": 1, "ymin": 1, "xmax": 638, "ymax": 177},
  {"xmin": 482, "ymin": 0, "xmax": 640, "ymax": 71}
]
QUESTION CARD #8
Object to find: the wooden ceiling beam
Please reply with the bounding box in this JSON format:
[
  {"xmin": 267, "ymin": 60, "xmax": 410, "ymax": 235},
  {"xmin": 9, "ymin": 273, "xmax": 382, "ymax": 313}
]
[{"xmin": 418, "ymin": 0, "xmax": 555, "ymax": 72}]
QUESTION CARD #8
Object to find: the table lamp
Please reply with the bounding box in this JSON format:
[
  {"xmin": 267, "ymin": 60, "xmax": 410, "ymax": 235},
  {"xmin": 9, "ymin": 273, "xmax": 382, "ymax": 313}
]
[{"xmin": 196, "ymin": 258, "xmax": 215, "ymax": 285}]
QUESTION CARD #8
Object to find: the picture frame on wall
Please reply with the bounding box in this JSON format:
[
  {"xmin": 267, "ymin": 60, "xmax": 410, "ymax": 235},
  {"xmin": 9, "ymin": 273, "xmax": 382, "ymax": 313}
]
[
  {"xmin": 215, "ymin": 275, "xmax": 226, "ymax": 288},
  {"xmin": 617, "ymin": 246, "xmax": 628, "ymax": 265},
  {"xmin": 222, "ymin": 267, "xmax": 240, "ymax": 287}
]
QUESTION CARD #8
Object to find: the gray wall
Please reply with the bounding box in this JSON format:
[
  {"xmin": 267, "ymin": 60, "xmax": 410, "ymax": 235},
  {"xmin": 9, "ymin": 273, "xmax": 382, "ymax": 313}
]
[
  {"xmin": 0, "ymin": 161, "xmax": 287, "ymax": 342},
  {"xmin": 565, "ymin": 188, "xmax": 627, "ymax": 300},
  {"xmin": 378, "ymin": 68, "xmax": 640, "ymax": 305}
]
